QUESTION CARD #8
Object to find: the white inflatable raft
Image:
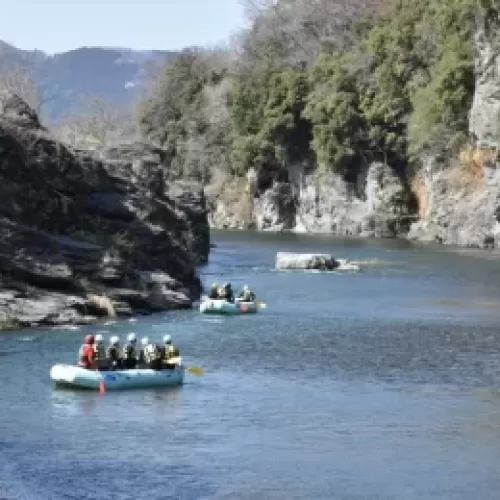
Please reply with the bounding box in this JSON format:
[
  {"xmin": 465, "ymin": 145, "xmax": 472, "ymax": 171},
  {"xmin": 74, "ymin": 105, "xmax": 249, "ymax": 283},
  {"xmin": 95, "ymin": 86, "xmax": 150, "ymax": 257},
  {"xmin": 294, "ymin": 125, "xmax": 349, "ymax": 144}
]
[
  {"xmin": 199, "ymin": 298, "xmax": 258, "ymax": 315},
  {"xmin": 50, "ymin": 362, "xmax": 185, "ymax": 390}
]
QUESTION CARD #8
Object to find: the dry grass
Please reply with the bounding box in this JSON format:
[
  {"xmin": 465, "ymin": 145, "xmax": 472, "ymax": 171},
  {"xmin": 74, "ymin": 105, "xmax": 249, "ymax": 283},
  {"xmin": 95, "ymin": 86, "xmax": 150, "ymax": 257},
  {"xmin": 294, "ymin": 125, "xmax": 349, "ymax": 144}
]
[
  {"xmin": 446, "ymin": 145, "xmax": 498, "ymax": 193},
  {"xmin": 411, "ymin": 170, "xmax": 429, "ymax": 218},
  {"xmin": 205, "ymin": 172, "xmax": 254, "ymax": 226}
]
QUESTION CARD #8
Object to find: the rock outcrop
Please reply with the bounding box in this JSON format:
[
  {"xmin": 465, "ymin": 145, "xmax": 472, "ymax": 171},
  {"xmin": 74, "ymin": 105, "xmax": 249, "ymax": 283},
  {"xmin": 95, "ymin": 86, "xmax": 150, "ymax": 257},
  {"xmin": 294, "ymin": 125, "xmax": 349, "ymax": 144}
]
[
  {"xmin": 0, "ymin": 91, "xmax": 210, "ymax": 329},
  {"xmin": 406, "ymin": 153, "xmax": 500, "ymax": 248},
  {"xmin": 407, "ymin": 8, "xmax": 500, "ymax": 249}
]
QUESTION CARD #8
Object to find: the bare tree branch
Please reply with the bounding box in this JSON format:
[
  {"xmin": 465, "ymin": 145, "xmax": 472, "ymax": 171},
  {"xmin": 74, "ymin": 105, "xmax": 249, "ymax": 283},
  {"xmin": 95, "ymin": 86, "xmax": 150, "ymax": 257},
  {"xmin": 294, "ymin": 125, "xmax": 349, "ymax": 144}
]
[
  {"xmin": 0, "ymin": 64, "xmax": 43, "ymax": 113},
  {"xmin": 236, "ymin": 0, "xmax": 383, "ymax": 70},
  {"xmin": 53, "ymin": 96, "xmax": 139, "ymax": 150}
]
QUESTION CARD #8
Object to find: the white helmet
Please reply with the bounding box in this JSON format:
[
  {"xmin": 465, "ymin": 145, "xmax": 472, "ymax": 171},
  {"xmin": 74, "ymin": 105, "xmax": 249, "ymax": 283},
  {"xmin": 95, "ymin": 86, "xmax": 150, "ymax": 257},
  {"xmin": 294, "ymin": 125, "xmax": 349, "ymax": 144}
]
[
  {"xmin": 163, "ymin": 334, "xmax": 171, "ymax": 344},
  {"xmin": 141, "ymin": 337, "xmax": 149, "ymax": 346},
  {"xmin": 243, "ymin": 285, "xmax": 249, "ymax": 291},
  {"xmin": 127, "ymin": 333, "xmax": 136, "ymax": 342},
  {"xmin": 110, "ymin": 336, "xmax": 119, "ymax": 345},
  {"xmin": 95, "ymin": 333, "xmax": 103, "ymax": 343}
]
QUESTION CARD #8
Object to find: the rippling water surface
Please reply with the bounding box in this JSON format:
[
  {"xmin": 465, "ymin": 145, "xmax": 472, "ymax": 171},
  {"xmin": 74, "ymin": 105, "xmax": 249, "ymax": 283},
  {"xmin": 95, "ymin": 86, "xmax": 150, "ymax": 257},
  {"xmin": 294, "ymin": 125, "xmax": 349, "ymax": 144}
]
[{"xmin": 1, "ymin": 231, "xmax": 500, "ymax": 499}]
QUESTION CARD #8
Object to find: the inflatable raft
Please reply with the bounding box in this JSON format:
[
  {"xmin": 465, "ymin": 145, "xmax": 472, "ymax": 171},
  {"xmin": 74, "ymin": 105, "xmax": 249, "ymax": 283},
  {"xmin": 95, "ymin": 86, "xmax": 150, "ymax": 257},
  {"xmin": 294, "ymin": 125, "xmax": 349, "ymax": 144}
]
[
  {"xmin": 50, "ymin": 363, "xmax": 185, "ymax": 390},
  {"xmin": 199, "ymin": 298, "xmax": 258, "ymax": 315}
]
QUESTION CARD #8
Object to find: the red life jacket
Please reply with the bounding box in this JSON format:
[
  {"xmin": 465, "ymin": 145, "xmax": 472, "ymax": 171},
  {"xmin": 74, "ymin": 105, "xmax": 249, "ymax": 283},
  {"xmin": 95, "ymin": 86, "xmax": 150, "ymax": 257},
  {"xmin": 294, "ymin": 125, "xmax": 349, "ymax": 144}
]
[{"xmin": 78, "ymin": 344, "xmax": 94, "ymax": 369}]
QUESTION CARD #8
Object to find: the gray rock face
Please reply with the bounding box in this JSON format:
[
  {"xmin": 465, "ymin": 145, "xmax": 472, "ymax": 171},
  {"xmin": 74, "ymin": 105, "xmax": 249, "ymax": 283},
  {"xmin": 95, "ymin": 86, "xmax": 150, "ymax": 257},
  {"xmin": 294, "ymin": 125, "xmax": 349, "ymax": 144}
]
[
  {"xmin": 208, "ymin": 162, "xmax": 416, "ymax": 238},
  {"xmin": 254, "ymin": 182, "xmax": 296, "ymax": 231},
  {"xmin": 275, "ymin": 252, "xmax": 340, "ymax": 270},
  {"xmin": 407, "ymin": 155, "xmax": 500, "ymax": 248},
  {"xmin": 469, "ymin": 9, "xmax": 500, "ymax": 147},
  {"xmin": 295, "ymin": 163, "xmax": 415, "ymax": 237},
  {"xmin": 0, "ymin": 92, "xmax": 210, "ymax": 330}
]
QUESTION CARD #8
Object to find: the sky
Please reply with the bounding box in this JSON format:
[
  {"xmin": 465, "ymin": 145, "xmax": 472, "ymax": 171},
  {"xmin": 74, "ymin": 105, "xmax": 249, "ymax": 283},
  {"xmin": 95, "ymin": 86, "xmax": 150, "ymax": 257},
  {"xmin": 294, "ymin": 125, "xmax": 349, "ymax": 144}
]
[{"xmin": 0, "ymin": 0, "xmax": 248, "ymax": 54}]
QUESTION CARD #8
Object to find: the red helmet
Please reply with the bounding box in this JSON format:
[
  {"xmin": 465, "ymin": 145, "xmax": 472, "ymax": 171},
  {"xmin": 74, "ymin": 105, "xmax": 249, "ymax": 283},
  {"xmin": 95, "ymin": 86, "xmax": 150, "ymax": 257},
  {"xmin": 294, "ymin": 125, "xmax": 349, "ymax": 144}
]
[{"xmin": 84, "ymin": 334, "xmax": 95, "ymax": 345}]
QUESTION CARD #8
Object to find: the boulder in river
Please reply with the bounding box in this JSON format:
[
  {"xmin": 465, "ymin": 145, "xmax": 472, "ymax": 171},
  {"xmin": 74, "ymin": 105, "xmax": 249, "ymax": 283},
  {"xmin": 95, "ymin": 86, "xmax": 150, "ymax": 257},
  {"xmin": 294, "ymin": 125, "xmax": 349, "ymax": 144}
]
[{"xmin": 276, "ymin": 252, "xmax": 340, "ymax": 270}]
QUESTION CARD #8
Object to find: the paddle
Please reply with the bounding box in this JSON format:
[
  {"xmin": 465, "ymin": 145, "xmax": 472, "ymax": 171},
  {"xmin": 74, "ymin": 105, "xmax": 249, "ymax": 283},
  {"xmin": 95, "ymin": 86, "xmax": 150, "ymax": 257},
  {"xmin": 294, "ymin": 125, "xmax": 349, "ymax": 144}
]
[
  {"xmin": 186, "ymin": 366, "xmax": 204, "ymax": 376},
  {"xmin": 164, "ymin": 356, "xmax": 204, "ymax": 376}
]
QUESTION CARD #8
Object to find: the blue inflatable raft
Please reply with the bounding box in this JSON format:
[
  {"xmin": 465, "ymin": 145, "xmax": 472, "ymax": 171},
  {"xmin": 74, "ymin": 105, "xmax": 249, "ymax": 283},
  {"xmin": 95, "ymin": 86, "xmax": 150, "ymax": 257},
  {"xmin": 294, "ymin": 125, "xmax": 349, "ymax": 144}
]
[
  {"xmin": 50, "ymin": 363, "xmax": 185, "ymax": 390},
  {"xmin": 199, "ymin": 298, "xmax": 258, "ymax": 315}
]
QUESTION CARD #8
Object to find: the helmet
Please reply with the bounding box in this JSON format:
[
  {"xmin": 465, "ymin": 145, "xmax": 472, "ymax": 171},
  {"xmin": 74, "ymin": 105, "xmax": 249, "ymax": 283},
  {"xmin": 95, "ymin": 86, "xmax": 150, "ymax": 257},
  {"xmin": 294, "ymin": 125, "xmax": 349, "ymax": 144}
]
[
  {"xmin": 110, "ymin": 336, "xmax": 119, "ymax": 345},
  {"xmin": 127, "ymin": 333, "xmax": 136, "ymax": 342},
  {"xmin": 243, "ymin": 284, "xmax": 249, "ymax": 291},
  {"xmin": 211, "ymin": 282, "xmax": 218, "ymax": 289},
  {"xmin": 84, "ymin": 334, "xmax": 94, "ymax": 344},
  {"xmin": 95, "ymin": 333, "xmax": 103, "ymax": 343},
  {"xmin": 141, "ymin": 337, "xmax": 149, "ymax": 346},
  {"xmin": 163, "ymin": 334, "xmax": 171, "ymax": 344}
]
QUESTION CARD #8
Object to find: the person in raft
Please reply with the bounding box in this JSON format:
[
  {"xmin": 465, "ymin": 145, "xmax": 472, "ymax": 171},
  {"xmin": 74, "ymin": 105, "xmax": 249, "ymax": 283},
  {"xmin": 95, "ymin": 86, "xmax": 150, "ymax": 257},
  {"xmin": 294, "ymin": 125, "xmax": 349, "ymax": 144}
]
[
  {"xmin": 208, "ymin": 282, "xmax": 220, "ymax": 299},
  {"xmin": 78, "ymin": 334, "xmax": 96, "ymax": 369},
  {"xmin": 237, "ymin": 285, "xmax": 255, "ymax": 302},
  {"xmin": 93, "ymin": 333, "xmax": 106, "ymax": 370},
  {"xmin": 106, "ymin": 336, "xmax": 122, "ymax": 370},
  {"xmin": 161, "ymin": 334, "xmax": 180, "ymax": 369},
  {"xmin": 141, "ymin": 337, "xmax": 162, "ymax": 370},
  {"xmin": 219, "ymin": 282, "xmax": 235, "ymax": 303},
  {"xmin": 122, "ymin": 333, "xmax": 138, "ymax": 369}
]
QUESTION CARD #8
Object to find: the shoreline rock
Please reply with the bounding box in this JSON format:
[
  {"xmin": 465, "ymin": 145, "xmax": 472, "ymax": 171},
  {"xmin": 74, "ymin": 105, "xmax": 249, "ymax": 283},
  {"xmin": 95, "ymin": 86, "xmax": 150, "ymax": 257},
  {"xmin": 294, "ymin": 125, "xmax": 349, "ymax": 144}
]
[{"xmin": 0, "ymin": 92, "xmax": 210, "ymax": 331}]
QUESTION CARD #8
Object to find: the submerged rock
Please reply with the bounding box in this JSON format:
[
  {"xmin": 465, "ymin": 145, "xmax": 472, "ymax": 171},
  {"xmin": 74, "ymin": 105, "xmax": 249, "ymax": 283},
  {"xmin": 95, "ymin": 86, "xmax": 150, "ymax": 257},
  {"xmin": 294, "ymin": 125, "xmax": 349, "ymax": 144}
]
[{"xmin": 0, "ymin": 92, "xmax": 210, "ymax": 330}]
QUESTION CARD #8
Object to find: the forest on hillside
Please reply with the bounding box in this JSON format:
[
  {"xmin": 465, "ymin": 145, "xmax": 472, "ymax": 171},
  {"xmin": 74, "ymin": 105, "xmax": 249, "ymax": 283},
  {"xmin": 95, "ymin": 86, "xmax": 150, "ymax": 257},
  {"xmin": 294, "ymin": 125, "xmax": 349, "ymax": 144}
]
[{"xmin": 137, "ymin": 0, "xmax": 490, "ymax": 186}]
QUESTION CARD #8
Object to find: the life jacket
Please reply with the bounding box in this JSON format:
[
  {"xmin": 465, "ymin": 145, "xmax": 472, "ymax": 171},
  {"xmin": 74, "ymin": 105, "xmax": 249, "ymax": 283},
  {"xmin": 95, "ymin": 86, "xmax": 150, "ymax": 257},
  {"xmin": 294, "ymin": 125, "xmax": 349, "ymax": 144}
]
[
  {"xmin": 122, "ymin": 343, "xmax": 136, "ymax": 360},
  {"xmin": 144, "ymin": 344, "xmax": 159, "ymax": 363},
  {"xmin": 78, "ymin": 344, "xmax": 94, "ymax": 369},
  {"xmin": 242, "ymin": 290, "xmax": 254, "ymax": 301},
  {"xmin": 94, "ymin": 344, "xmax": 106, "ymax": 361},
  {"xmin": 166, "ymin": 344, "xmax": 179, "ymax": 359},
  {"xmin": 107, "ymin": 345, "xmax": 120, "ymax": 361}
]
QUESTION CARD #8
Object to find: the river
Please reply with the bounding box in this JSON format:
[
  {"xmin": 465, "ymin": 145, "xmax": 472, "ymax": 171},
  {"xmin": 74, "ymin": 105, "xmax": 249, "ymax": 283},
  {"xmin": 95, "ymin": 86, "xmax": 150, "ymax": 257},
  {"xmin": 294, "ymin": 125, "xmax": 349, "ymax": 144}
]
[{"xmin": 1, "ymin": 230, "xmax": 500, "ymax": 499}]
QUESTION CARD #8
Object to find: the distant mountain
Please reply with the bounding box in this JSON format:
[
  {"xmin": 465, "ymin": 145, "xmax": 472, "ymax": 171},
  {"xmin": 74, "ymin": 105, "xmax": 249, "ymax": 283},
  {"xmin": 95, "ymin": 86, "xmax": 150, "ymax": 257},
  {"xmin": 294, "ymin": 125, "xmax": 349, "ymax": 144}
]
[{"xmin": 0, "ymin": 41, "xmax": 177, "ymax": 121}]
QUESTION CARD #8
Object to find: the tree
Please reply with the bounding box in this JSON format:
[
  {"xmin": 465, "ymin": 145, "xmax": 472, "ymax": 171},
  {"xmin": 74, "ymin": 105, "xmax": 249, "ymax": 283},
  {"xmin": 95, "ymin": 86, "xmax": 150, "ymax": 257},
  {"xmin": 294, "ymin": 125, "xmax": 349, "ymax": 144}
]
[
  {"xmin": 0, "ymin": 64, "xmax": 43, "ymax": 113},
  {"xmin": 237, "ymin": 0, "xmax": 383, "ymax": 69},
  {"xmin": 53, "ymin": 96, "xmax": 138, "ymax": 150}
]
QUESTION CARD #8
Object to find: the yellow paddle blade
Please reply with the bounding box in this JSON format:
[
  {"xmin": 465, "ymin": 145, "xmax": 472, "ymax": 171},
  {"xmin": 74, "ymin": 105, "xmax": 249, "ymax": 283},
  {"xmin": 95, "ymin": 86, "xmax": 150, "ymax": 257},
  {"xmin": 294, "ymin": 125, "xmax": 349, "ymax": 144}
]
[
  {"xmin": 258, "ymin": 301, "xmax": 267, "ymax": 308},
  {"xmin": 187, "ymin": 365, "xmax": 204, "ymax": 376}
]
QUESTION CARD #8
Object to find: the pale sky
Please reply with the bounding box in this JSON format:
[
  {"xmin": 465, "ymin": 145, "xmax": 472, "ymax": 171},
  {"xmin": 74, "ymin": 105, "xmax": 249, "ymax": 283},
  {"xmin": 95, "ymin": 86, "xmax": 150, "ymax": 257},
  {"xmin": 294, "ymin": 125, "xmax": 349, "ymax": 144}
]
[{"xmin": 0, "ymin": 0, "xmax": 247, "ymax": 53}]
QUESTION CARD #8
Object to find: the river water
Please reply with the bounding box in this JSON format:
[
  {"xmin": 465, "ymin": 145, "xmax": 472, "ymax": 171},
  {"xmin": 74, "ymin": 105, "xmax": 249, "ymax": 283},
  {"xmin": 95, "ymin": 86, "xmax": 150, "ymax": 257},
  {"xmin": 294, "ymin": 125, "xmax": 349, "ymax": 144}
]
[{"xmin": 1, "ymin": 230, "xmax": 500, "ymax": 500}]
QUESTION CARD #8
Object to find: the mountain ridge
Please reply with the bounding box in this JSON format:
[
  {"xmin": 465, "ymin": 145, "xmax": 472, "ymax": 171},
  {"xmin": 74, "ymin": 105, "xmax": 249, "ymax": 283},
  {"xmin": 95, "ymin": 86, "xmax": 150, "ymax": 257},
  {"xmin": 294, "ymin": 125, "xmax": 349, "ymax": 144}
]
[{"xmin": 0, "ymin": 40, "xmax": 178, "ymax": 121}]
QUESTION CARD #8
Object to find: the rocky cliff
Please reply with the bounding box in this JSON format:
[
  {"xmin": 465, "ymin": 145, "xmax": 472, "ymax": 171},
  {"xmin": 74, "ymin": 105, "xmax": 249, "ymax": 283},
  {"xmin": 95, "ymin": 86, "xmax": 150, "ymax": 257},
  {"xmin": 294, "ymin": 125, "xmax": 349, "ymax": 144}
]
[
  {"xmin": 207, "ymin": 162, "xmax": 416, "ymax": 238},
  {"xmin": 0, "ymin": 91, "xmax": 209, "ymax": 329},
  {"xmin": 208, "ymin": 7, "xmax": 500, "ymax": 249}
]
